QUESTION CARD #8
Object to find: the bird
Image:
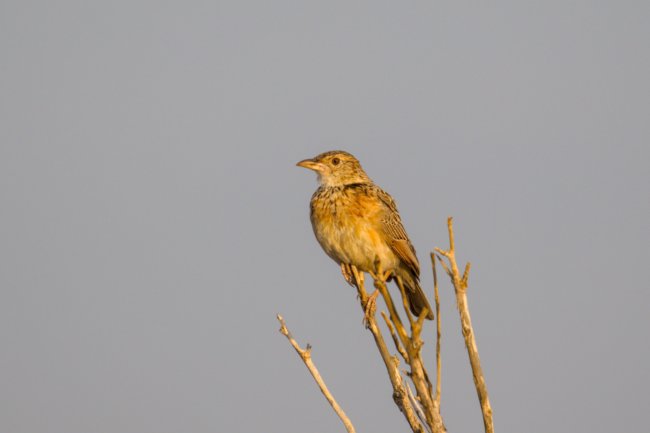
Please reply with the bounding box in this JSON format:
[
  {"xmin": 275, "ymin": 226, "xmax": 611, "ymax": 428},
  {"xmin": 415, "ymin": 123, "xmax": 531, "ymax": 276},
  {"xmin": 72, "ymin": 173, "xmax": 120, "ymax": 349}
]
[{"xmin": 296, "ymin": 150, "xmax": 434, "ymax": 320}]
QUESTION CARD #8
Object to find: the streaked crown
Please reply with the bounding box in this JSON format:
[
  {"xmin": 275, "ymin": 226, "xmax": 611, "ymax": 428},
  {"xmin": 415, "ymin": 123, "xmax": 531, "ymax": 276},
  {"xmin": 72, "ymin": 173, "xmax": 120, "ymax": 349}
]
[{"xmin": 296, "ymin": 150, "xmax": 371, "ymax": 187}]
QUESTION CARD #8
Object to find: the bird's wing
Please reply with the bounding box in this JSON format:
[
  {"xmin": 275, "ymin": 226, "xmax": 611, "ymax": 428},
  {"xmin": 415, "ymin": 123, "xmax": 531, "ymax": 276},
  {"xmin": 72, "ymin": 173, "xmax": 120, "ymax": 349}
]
[{"xmin": 375, "ymin": 187, "xmax": 420, "ymax": 276}]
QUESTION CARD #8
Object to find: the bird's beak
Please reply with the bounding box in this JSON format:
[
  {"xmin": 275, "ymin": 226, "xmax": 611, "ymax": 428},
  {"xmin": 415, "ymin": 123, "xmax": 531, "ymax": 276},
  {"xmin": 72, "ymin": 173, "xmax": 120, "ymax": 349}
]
[{"xmin": 296, "ymin": 158, "xmax": 324, "ymax": 172}]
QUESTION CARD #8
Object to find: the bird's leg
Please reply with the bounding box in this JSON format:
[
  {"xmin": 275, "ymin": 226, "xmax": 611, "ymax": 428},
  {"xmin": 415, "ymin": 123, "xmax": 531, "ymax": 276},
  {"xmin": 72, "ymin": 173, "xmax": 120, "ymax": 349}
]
[
  {"xmin": 347, "ymin": 265, "xmax": 376, "ymax": 327},
  {"xmin": 352, "ymin": 266, "xmax": 364, "ymax": 286},
  {"xmin": 380, "ymin": 270, "xmax": 393, "ymax": 282},
  {"xmin": 370, "ymin": 269, "xmax": 393, "ymax": 284},
  {"xmin": 361, "ymin": 259, "xmax": 389, "ymax": 327},
  {"xmin": 370, "ymin": 257, "xmax": 392, "ymax": 283},
  {"xmin": 340, "ymin": 263, "xmax": 355, "ymax": 286}
]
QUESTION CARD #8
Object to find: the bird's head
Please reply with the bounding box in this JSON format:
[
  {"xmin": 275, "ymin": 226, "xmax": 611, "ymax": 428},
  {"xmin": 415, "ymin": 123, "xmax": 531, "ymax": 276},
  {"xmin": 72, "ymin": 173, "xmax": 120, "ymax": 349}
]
[{"xmin": 296, "ymin": 150, "xmax": 371, "ymax": 187}]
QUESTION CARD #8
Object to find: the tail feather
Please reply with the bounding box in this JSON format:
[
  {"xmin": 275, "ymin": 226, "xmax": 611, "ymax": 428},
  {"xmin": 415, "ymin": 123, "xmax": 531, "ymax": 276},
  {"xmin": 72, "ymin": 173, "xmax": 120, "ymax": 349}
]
[
  {"xmin": 397, "ymin": 271, "xmax": 434, "ymax": 320},
  {"xmin": 407, "ymin": 280, "xmax": 435, "ymax": 320}
]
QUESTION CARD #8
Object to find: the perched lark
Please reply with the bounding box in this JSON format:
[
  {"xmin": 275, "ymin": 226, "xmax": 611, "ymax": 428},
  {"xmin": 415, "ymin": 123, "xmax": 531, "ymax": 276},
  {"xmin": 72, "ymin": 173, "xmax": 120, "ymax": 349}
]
[{"xmin": 297, "ymin": 150, "xmax": 434, "ymax": 320}]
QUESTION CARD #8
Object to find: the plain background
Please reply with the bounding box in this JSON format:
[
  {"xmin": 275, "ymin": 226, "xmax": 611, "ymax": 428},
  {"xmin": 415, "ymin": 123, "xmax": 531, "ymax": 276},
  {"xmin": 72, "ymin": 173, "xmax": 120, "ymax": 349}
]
[{"xmin": 1, "ymin": 2, "xmax": 648, "ymax": 432}]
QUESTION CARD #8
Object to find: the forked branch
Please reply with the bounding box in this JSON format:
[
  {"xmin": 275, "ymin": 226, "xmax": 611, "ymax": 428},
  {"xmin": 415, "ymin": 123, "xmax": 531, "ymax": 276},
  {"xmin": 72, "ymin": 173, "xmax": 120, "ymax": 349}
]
[
  {"xmin": 367, "ymin": 272, "xmax": 444, "ymax": 433},
  {"xmin": 350, "ymin": 267, "xmax": 427, "ymax": 433}
]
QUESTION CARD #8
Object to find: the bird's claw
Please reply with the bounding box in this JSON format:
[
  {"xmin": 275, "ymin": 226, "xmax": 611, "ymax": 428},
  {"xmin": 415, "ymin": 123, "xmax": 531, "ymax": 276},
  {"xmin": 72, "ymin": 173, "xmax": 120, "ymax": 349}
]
[
  {"xmin": 340, "ymin": 263, "xmax": 355, "ymax": 286},
  {"xmin": 370, "ymin": 269, "xmax": 393, "ymax": 284},
  {"xmin": 363, "ymin": 289, "xmax": 380, "ymax": 328}
]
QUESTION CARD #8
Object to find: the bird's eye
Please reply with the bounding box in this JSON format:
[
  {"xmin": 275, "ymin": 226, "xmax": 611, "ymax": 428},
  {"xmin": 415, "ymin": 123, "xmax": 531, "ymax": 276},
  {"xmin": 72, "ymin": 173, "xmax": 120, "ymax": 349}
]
[{"xmin": 331, "ymin": 157, "xmax": 340, "ymax": 165}]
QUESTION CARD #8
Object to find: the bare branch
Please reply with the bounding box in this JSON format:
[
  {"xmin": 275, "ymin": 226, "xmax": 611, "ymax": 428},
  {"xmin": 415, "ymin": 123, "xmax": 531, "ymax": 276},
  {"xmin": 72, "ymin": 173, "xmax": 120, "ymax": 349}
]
[
  {"xmin": 461, "ymin": 262, "xmax": 471, "ymax": 289},
  {"xmin": 413, "ymin": 307, "xmax": 428, "ymax": 342},
  {"xmin": 406, "ymin": 382, "xmax": 433, "ymax": 433},
  {"xmin": 350, "ymin": 266, "xmax": 427, "ymax": 433},
  {"xmin": 446, "ymin": 216, "xmax": 455, "ymax": 252},
  {"xmin": 437, "ymin": 218, "xmax": 493, "ymax": 433},
  {"xmin": 430, "ymin": 253, "xmax": 442, "ymax": 406},
  {"xmin": 434, "ymin": 253, "xmax": 452, "ymax": 277},
  {"xmin": 381, "ymin": 311, "xmax": 409, "ymax": 363},
  {"xmin": 372, "ymin": 275, "xmax": 442, "ymax": 432},
  {"xmin": 373, "ymin": 277, "xmax": 410, "ymax": 352},
  {"xmin": 277, "ymin": 315, "xmax": 356, "ymax": 433},
  {"xmin": 434, "ymin": 247, "xmax": 451, "ymax": 260},
  {"xmin": 396, "ymin": 276, "xmax": 416, "ymax": 328}
]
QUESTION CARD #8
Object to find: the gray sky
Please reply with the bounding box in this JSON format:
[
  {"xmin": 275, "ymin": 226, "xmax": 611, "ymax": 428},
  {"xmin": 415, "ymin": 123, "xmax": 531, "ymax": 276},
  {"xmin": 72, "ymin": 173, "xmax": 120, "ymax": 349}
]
[{"xmin": 1, "ymin": 1, "xmax": 648, "ymax": 433}]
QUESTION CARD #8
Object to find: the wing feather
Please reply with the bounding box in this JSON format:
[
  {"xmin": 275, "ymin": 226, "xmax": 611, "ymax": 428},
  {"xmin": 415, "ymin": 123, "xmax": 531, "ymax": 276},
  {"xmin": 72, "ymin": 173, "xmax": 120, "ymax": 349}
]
[{"xmin": 375, "ymin": 187, "xmax": 420, "ymax": 276}]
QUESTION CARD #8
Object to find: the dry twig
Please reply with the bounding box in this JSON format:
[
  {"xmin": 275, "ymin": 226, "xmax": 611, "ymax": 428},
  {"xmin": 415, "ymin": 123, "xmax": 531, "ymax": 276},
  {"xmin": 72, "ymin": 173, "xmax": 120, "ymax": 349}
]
[
  {"xmin": 277, "ymin": 314, "xmax": 356, "ymax": 433},
  {"xmin": 350, "ymin": 266, "xmax": 427, "ymax": 433},
  {"xmin": 406, "ymin": 382, "xmax": 433, "ymax": 433},
  {"xmin": 435, "ymin": 217, "xmax": 493, "ymax": 433},
  {"xmin": 368, "ymin": 272, "xmax": 444, "ymax": 433},
  {"xmin": 381, "ymin": 311, "xmax": 409, "ymax": 363},
  {"xmin": 430, "ymin": 253, "xmax": 442, "ymax": 406}
]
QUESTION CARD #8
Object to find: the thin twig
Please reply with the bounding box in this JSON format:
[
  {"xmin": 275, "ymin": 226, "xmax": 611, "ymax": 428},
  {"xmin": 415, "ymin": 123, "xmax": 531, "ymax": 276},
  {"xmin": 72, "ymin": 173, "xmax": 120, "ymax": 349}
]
[
  {"xmin": 430, "ymin": 253, "xmax": 442, "ymax": 406},
  {"xmin": 437, "ymin": 217, "xmax": 493, "ymax": 433},
  {"xmin": 406, "ymin": 382, "xmax": 433, "ymax": 433},
  {"xmin": 434, "ymin": 253, "xmax": 452, "ymax": 277},
  {"xmin": 462, "ymin": 262, "xmax": 471, "ymax": 287},
  {"xmin": 413, "ymin": 310, "xmax": 427, "ymax": 344},
  {"xmin": 373, "ymin": 277, "xmax": 410, "ymax": 353},
  {"xmin": 396, "ymin": 276, "xmax": 416, "ymax": 328},
  {"xmin": 277, "ymin": 315, "xmax": 356, "ymax": 433},
  {"xmin": 381, "ymin": 311, "xmax": 409, "ymax": 363}
]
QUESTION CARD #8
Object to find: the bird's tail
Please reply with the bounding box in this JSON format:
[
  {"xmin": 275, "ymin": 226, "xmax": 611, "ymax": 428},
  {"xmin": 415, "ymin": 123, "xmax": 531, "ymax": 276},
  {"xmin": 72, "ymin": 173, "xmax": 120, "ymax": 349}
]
[{"xmin": 400, "ymin": 275, "xmax": 435, "ymax": 320}]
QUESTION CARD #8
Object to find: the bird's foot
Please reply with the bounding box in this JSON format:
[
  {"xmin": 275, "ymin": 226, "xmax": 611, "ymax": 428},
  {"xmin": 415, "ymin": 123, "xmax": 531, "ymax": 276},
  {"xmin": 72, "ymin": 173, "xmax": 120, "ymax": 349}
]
[
  {"xmin": 370, "ymin": 269, "xmax": 393, "ymax": 284},
  {"xmin": 363, "ymin": 289, "xmax": 380, "ymax": 328},
  {"xmin": 340, "ymin": 263, "xmax": 355, "ymax": 286}
]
